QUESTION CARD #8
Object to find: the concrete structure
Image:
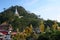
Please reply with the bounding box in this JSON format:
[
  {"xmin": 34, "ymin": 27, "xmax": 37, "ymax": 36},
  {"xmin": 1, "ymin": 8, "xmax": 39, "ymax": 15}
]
[{"xmin": 15, "ymin": 6, "xmax": 23, "ymax": 18}]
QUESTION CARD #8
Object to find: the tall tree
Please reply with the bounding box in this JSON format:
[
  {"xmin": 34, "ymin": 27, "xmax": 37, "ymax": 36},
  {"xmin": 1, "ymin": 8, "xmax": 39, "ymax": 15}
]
[{"xmin": 39, "ymin": 20, "xmax": 45, "ymax": 32}]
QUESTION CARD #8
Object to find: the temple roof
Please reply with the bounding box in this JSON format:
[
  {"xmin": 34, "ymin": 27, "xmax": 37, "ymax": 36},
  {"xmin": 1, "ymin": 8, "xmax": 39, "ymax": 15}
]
[{"xmin": 0, "ymin": 21, "xmax": 12, "ymax": 31}]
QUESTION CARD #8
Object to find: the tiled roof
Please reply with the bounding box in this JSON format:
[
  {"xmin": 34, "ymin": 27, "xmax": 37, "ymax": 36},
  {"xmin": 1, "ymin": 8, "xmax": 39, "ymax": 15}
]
[{"xmin": 0, "ymin": 24, "xmax": 9, "ymax": 31}]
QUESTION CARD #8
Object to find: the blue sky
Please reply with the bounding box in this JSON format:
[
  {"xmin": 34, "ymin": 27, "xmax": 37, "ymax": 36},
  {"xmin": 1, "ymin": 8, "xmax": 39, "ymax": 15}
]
[{"xmin": 0, "ymin": 0, "xmax": 60, "ymax": 22}]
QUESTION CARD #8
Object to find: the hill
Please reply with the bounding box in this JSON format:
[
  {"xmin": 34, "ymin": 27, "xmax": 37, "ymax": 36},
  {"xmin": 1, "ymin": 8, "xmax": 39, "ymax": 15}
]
[
  {"xmin": 0, "ymin": 5, "xmax": 40, "ymax": 31},
  {"xmin": 0, "ymin": 5, "xmax": 60, "ymax": 31}
]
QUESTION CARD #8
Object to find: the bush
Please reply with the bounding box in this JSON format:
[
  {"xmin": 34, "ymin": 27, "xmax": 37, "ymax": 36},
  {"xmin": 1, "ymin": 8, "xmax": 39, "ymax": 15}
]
[{"xmin": 37, "ymin": 31, "xmax": 60, "ymax": 40}]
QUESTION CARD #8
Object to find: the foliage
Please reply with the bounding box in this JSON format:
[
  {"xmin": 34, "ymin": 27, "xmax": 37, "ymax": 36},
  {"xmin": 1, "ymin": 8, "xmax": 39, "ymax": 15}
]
[{"xmin": 37, "ymin": 30, "xmax": 60, "ymax": 40}]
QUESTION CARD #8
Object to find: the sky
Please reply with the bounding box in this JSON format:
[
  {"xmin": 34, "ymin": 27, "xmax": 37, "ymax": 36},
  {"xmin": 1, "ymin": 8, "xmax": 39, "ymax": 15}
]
[{"xmin": 0, "ymin": 0, "xmax": 60, "ymax": 22}]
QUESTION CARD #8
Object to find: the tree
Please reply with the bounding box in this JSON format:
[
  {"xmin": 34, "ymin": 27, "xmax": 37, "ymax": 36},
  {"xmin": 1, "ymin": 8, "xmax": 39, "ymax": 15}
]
[
  {"xmin": 52, "ymin": 21, "xmax": 58, "ymax": 30},
  {"xmin": 29, "ymin": 24, "xmax": 33, "ymax": 33},
  {"xmin": 39, "ymin": 20, "xmax": 45, "ymax": 32}
]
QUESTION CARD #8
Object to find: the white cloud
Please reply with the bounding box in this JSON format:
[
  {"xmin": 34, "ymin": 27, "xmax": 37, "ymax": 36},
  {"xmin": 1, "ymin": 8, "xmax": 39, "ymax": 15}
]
[
  {"xmin": 23, "ymin": 0, "xmax": 60, "ymax": 22},
  {"xmin": 32, "ymin": 6, "xmax": 60, "ymax": 22}
]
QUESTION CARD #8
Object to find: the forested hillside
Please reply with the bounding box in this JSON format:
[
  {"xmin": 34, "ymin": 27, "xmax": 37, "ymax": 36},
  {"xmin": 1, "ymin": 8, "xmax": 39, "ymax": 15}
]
[{"xmin": 0, "ymin": 5, "xmax": 60, "ymax": 31}]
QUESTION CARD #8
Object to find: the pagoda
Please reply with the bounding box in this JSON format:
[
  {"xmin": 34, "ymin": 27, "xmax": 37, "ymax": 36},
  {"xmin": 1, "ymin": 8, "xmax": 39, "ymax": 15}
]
[{"xmin": 15, "ymin": 6, "xmax": 23, "ymax": 18}]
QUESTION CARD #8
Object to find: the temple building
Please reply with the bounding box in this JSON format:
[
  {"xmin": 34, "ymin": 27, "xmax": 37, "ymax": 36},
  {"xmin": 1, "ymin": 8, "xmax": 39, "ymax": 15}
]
[
  {"xmin": 0, "ymin": 21, "xmax": 12, "ymax": 33},
  {"xmin": 0, "ymin": 21, "xmax": 12, "ymax": 40}
]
